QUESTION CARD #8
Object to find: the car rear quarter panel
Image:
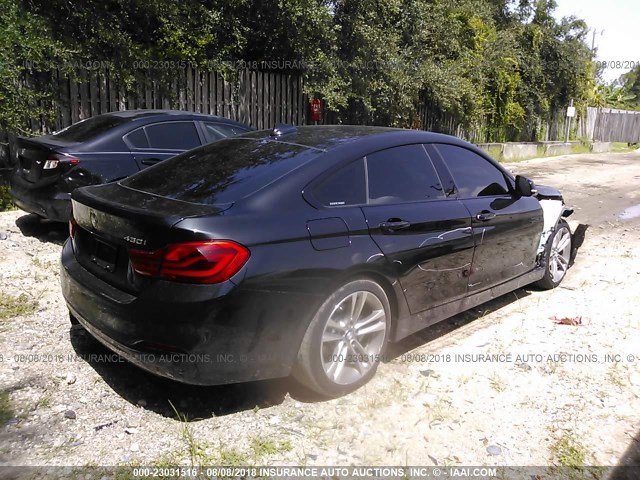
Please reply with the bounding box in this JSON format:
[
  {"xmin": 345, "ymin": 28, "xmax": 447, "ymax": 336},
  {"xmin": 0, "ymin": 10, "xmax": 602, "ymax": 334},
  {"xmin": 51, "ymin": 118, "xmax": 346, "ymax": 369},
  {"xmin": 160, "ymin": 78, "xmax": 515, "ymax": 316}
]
[{"xmin": 172, "ymin": 201, "xmax": 410, "ymax": 352}]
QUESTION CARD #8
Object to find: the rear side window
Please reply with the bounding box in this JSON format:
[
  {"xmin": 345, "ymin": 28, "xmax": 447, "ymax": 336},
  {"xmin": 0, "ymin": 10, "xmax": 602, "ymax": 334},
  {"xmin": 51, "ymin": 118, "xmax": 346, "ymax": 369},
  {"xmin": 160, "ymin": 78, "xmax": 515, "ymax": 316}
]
[
  {"xmin": 145, "ymin": 122, "xmax": 200, "ymax": 150},
  {"xmin": 312, "ymin": 159, "xmax": 366, "ymax": 206},
  {"xmin": 435, "ymin": 144, "xmax": 509, "ymax": 197},
  {"xmin": 122, "ymin": 139, "xmax": 319, "ymax": 205},
  {"xmin": 203, "ymin": 123, "xmax": 249, "ymax": 142},
  {"xmin": 124, "ymin": 128, "xmax": 149, "ymax": 149},
  {"xmin": 366, "ymin": 144, "xmax": 444, "ymax": 204},
  {"xmin": 52, "ymin": 115, "xmax": 128, "ymax": 142}
]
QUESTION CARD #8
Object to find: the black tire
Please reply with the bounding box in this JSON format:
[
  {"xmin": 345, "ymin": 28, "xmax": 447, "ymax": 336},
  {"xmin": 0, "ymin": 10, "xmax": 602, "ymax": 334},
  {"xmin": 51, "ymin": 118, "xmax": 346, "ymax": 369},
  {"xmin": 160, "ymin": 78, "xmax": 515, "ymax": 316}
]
[
  {"xmin": 69, "ymin": 312, "xmax": 80, "ymax": 326},
  {"xmin": 291, "ymin": 279, "xmax": 391, "ymax": 398},
  {"xmin": 533, "ymin": 218, "xmax": 572, "ymax": 290}
]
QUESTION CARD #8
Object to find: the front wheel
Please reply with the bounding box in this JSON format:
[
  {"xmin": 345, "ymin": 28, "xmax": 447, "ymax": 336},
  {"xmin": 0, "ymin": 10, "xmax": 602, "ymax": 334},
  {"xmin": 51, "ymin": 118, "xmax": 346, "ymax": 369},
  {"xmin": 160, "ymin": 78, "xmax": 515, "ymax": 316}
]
[
  {"xmin": 292, "ymin": 279, "xmax": 391, "ymax": 398},
  {"xmin": 533, "ymin": 219, "xmax": 572, "ymax": 290}
]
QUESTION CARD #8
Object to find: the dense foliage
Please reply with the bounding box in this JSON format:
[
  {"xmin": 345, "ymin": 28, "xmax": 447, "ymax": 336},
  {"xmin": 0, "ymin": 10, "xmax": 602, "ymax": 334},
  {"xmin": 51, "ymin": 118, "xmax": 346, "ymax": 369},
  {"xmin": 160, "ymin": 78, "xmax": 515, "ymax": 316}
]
[
  {"xmin": 593, "ymin": 65, "xmax": 640, "ymax": 110},
  {"xmin": 0, "ymin": 0, "xmax": 610, "ymax": 141},
  {"xmin": 0, "ymin": 0, "xmax": 72, "ymax": 133}
]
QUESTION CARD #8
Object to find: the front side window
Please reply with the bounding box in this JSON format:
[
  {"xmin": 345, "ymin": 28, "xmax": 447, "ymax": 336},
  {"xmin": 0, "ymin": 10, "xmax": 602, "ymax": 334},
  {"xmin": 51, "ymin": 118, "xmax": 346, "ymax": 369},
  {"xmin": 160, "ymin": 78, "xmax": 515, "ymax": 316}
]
[
  {"xmin": 435, "ymin": 144, "xmax": 510, "ymax": 198},
  {"xmin": 144, "ymin": 122, "xmax": 200, "ymax": 150},
  {"xmin": 366, "ymin": 144, "xmax": 444, "ymax": 205}
]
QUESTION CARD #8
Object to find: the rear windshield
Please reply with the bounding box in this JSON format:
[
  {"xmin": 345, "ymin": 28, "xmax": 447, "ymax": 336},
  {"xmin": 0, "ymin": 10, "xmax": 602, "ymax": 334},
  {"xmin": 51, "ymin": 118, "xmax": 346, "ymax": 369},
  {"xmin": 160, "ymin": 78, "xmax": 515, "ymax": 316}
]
[
  {"xmin": 52, "ymin": 115, "xmax": 129, "ymax": 142},
  {"xmin": 121, "ymin": 139, "xmax": 319, "ymax": 205}
]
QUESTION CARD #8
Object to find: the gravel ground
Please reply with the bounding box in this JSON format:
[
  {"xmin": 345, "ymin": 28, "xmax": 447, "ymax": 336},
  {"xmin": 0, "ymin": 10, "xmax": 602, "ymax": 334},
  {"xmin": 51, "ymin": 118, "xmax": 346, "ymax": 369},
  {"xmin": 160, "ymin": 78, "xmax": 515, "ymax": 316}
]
[{"xmin": 1, "ymin": 150, "xmax": 640, "ymax": 470}]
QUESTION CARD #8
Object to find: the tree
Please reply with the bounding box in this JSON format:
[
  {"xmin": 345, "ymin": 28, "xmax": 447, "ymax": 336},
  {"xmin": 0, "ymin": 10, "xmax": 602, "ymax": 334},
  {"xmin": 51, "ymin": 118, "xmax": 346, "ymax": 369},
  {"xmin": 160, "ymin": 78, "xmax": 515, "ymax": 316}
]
[
  {"xmin": 2, "ymin": 0, "xmax": 598, "ymax": 143},
  {"xmin": 0, "ymin": 0, "xmax": 72, "ymax": 132},
  {"xmin": 613, "ymin": 65, "xmax": 640, "ymax": 110}
]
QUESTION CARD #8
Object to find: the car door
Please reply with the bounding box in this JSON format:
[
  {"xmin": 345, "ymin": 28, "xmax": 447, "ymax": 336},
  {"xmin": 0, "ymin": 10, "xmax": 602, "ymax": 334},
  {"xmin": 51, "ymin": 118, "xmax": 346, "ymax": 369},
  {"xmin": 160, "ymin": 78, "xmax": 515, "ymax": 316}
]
[
  {"xmin": 125, "ymin": 121, "xmax": 202, "ymax": 170},
  {"xmin": 360, "ymin": 144, "xmax": 475, "ymax": 314},
  {"xmin": 430, "ymin": 143, "xmax": 543, "ymax": 291}
]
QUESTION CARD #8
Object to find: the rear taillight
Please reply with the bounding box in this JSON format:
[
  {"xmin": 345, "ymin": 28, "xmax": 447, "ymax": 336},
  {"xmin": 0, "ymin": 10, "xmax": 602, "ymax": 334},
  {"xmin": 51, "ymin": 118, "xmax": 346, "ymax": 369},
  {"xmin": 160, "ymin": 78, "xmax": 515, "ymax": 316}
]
[
  {"xmin": 129, "ymin": 240, "xmax": 250, "ymax": 284},
  {"xmin": 44, "ymin": 153, "xmax": 80, "ymax": 170}
]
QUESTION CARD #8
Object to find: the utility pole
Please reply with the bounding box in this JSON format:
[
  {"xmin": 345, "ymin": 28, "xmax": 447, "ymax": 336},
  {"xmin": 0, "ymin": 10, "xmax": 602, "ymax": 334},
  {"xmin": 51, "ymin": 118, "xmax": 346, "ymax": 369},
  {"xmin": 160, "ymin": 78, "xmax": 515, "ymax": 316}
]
[{"xmin": 591, "ymin": 28, "xmax": 604, "ymax": 53}]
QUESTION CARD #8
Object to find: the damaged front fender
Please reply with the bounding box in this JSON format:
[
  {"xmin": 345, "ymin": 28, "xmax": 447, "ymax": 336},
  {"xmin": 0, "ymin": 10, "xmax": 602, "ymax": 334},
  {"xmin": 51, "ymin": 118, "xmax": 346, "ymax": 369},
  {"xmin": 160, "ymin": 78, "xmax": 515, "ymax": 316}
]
[{"xmin": 535, "ymin": 185, "xmax": 572, "ymax": 254}]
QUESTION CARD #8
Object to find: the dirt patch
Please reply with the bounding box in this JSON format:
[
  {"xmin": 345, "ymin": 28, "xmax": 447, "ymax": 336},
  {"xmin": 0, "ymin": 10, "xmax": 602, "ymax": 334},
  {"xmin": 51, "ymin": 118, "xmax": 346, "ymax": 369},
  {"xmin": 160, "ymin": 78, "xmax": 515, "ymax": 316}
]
[{"xmin": 1, "ymin": 151, "xmax": 640, "ymax": 468}]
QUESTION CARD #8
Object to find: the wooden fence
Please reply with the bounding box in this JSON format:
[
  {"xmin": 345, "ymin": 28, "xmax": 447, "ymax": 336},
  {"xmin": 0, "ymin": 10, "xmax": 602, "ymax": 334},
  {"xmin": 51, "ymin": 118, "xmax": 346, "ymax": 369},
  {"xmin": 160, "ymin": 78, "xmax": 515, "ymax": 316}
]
[
  {"xmin": 418, "ymin": 103, "xmax": 589, "ymax": 144},
  {"xmin": 0, "ymin": 67, "xmax": 311, "ymax": 174},
  {"xmin": 586, "ymin": 107, "xmax": 640, "ymax": 143},
  {"xmin": 5, "ymin": 64, "xmax": 637, "ymax": 178},
  {"xmin": 24, "ymin": 67, "xmax": 308, "ymax": 134},
  {"xmin": 9, "ymin": 64, "xmax": 608, "ymax": 145}
]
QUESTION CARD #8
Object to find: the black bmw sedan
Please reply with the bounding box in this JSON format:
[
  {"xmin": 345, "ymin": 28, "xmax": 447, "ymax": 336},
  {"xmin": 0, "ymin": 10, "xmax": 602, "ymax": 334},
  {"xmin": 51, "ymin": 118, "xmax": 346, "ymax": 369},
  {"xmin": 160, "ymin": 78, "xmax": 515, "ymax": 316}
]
[
  {"xmin": 60, "ymin": 125, "xmax": 573, "ymax": 397},
  {"xmin": 10, "ymin": 110, "xmax": 251, "ymax": 222}
]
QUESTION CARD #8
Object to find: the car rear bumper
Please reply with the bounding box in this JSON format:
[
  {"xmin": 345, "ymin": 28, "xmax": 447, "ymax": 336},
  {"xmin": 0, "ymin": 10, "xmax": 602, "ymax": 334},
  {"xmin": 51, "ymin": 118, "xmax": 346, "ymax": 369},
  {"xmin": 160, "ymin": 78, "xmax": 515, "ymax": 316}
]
[
  {"xmin": 10, "ymin": 174, "xmax": 71, "ymax": 222},
  {"xmin": 60, "ymin": 240, "xmax": 317, "ymax": 385}
]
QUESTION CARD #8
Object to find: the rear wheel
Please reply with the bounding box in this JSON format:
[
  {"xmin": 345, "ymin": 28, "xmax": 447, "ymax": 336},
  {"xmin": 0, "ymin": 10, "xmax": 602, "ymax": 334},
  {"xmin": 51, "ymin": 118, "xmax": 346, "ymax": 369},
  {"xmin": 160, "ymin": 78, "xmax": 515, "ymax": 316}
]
[
  {"xmin": 534, "ymin": 219, "xmax": 572, "ymax": 290},
  {"xmin": 292, "ymin": 279, "xmax": 391, "ymax": 397}
]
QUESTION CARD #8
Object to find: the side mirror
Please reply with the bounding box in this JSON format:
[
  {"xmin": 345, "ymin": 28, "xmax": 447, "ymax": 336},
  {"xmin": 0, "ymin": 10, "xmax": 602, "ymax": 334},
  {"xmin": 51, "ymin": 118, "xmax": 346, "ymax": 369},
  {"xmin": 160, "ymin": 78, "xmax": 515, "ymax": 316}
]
[{"xmin": 515, "ymin": 175, "xmax": 536, "ymax": 197}]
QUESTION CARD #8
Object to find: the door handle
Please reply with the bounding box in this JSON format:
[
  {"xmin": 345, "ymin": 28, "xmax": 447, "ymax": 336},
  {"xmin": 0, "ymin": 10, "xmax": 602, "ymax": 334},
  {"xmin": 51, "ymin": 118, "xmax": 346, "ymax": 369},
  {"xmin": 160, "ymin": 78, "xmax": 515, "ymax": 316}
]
[
  {"xmin": 141, "ymin": 158, "xmax": 161, "ymax": 166},
  {"xmin": 379, "ymin": 219, "xmax": 411, "ymax": 232},
  {"xmin": 475, "ymin": 211, "xmax": 496, "ymax": 221}
]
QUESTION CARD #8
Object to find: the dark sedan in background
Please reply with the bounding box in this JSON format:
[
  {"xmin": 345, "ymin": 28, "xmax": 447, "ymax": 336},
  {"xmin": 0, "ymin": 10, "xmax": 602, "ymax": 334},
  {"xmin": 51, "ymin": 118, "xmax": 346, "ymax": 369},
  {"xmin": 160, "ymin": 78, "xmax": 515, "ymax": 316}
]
[
  {"xmin": 61, "ymin": 125, "xmax": 573, "ymax": 397},
  {"xmin": 10, "ymin": 110, "xmax": 252, "ymax": 222}
]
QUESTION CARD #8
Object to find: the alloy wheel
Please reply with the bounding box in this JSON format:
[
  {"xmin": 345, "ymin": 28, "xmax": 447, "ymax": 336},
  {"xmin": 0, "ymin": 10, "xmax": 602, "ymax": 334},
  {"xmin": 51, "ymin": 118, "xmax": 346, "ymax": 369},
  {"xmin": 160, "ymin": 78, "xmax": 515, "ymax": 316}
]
[
  {"xmin": 320, "ymin": 291, "xmax": 387, "ymax": 385},
  {"xmin": 549, "ymin": 226, "xmax": 571, "ymax": 283}
]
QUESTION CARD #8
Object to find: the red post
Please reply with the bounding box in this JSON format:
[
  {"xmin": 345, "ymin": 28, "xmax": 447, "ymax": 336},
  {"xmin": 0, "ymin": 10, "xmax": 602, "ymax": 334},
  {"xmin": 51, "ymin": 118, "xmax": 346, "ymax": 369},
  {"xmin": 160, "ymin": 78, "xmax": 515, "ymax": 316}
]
[{"xmin": 310, "ymin": 98, "xmax": 322, "ymax": 125}]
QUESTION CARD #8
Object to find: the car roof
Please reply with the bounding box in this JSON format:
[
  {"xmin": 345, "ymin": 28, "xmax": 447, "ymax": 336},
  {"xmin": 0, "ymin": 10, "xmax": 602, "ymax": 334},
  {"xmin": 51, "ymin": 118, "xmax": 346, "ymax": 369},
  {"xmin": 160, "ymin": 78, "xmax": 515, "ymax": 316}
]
[
  {"xmin": 113, "ymin": 124, "xmax": 510, "ymax": 210},
  {"xmin": 101, "ymin": 109, "xmax": 248, "ymax": 126},
  {"xmin": 34, "ymin": 110, "xmax": 251, "ymax": 150},
  {"xmin": 238, "ymin": 125, "xmax": 471, "ymax": 152}
]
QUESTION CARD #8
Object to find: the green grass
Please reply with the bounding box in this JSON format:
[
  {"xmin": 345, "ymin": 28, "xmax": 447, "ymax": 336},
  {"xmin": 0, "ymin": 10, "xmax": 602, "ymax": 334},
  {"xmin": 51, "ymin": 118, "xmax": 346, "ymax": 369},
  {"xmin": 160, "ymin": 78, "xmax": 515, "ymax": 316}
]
[
  {"xmin": 250, "ymin": 437, "xmax": 279, "ymax": 457},
  {"xmin": 0, "ymin": 185, "xmax": 15, "ymax": 212},
  {"xmin": 489, "ymin": 373, "xmax": 507, "ymax": 392},
  {"xmin": 0, "ymin": 293, "xmax": 38, "ymax": 320},
  {"xmin": 570, "ymin": 142, "xmax": 591, "ymax": 155},
  {"xmin": 487, "ymin": 140, "xmax": 636, "ymax": 164},
  {"xmin": 167, "ymin": 402, "xmax": 293, "ymax": 467},
  {"xmin": 168, "ymin": 401, "xmax": 256, "ymax": 468},
  {"xmin": 169, "ymin": 401, "xmax": 212, "ymax": 466},
  {"xmin": 486, "ymin": 145, "xmax": 503, "ymax": 160},
  {"xmin": 608, "ymin": 363, "xmax": 627, "ymax": 388},
  {"xmin": 551, "ymin": 432, "xmax": 589, "ymax": 468},
  {"xmin": 36, "ymin": 391, "xmax": 52, "ymax": 409},
  {"xmin": 31, "ymin": 257, "xmax": 57, "ymax": 271},
  {"xmin": 612, "ymin": 142, "xmax": 638, "ymax": 153},
  {"xmin": 218, "ymin": 447, "xmax": 249, "ymax": 466},
  {"xmin": 493, "ymin": 144, "xmax": 545, "ymax": 163},
  {"xmin": 0, "ymin": 391, "xmax": 13, "ymax": 425},
  {"xmin": 250, "ymin": 436, "xmax": 292, "ymax": 460}
]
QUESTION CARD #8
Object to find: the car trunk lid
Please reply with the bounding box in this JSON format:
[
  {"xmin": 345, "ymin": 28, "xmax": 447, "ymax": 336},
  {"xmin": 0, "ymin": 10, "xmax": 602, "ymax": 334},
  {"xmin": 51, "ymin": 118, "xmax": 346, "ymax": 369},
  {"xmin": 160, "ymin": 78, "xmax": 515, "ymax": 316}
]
[
  {"xmin": 71, "ymin": 183, "xmax": 230, "ymax": 292},
  {"xmin": 15, "ymin": 136, "xmax": 79, "ymax": 187}
]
